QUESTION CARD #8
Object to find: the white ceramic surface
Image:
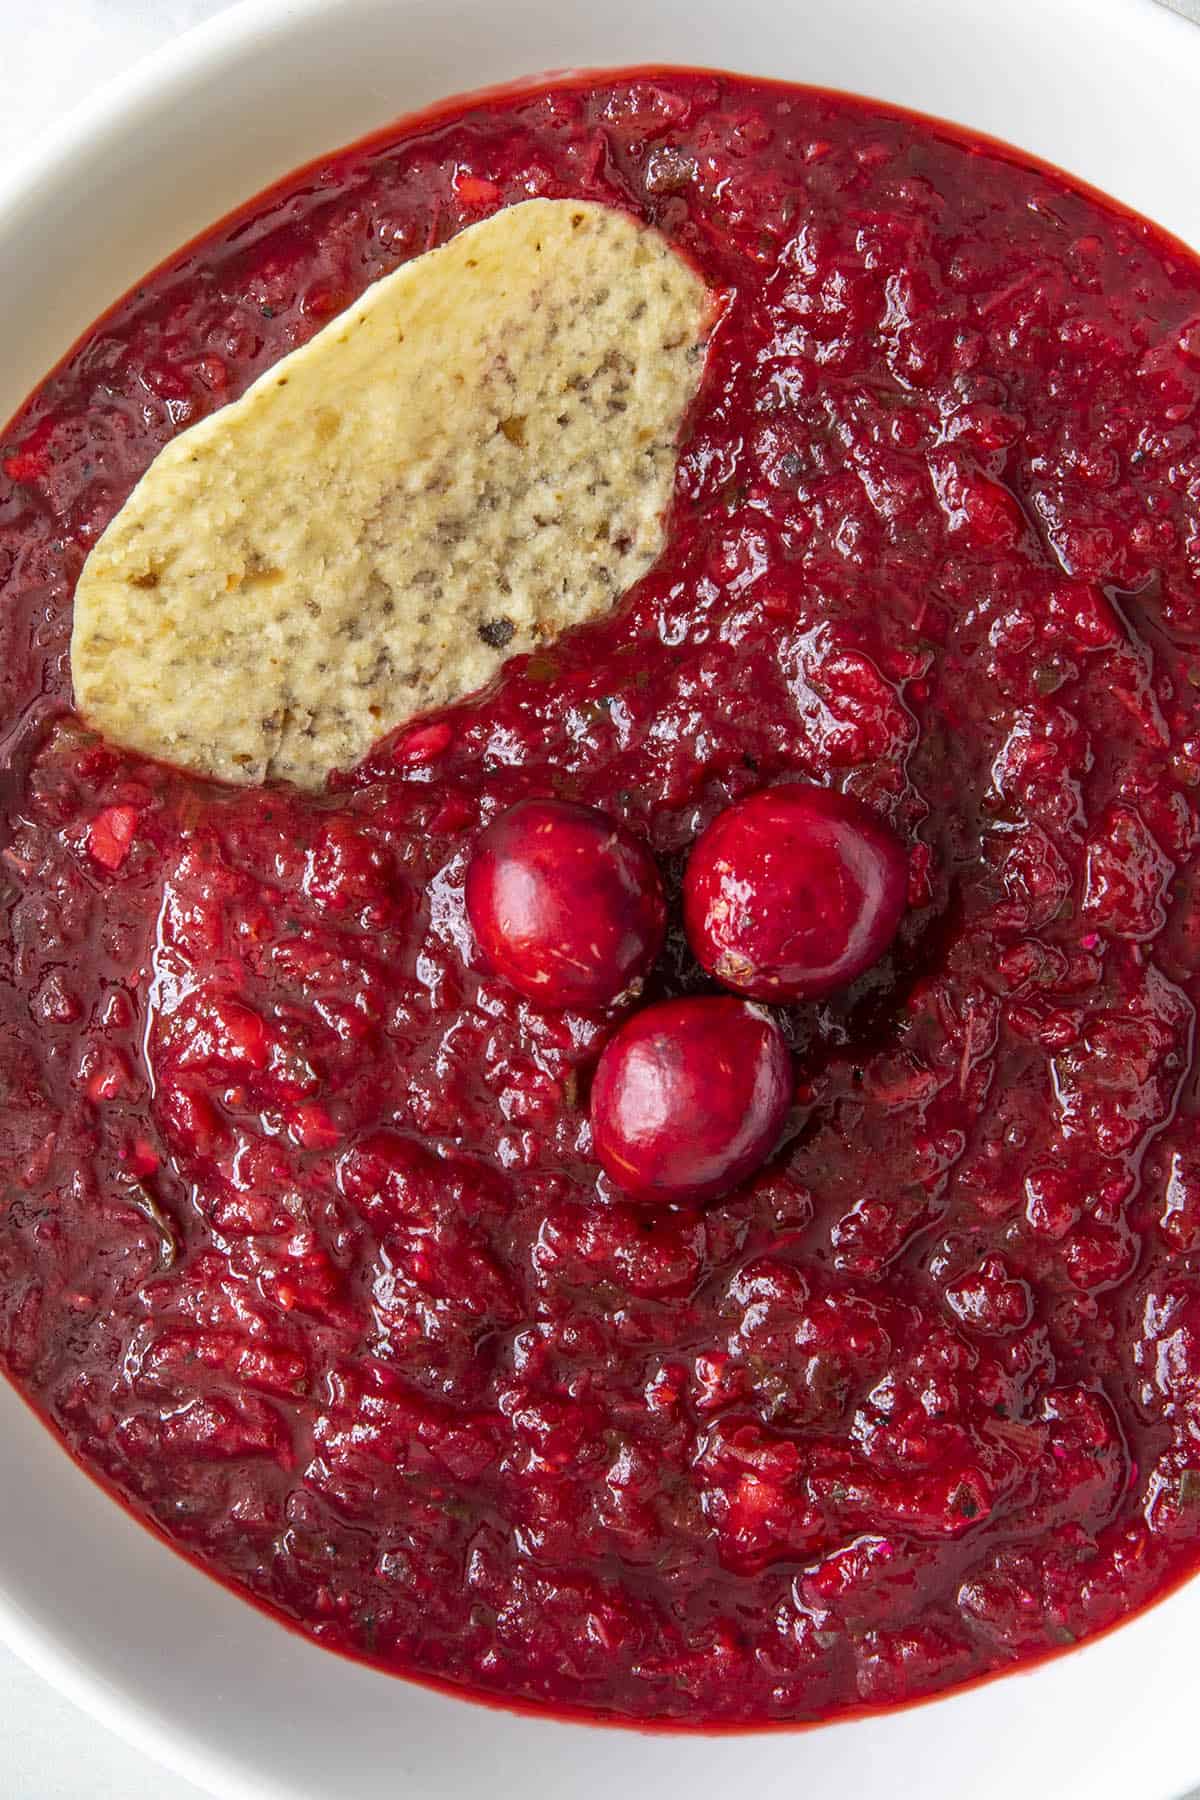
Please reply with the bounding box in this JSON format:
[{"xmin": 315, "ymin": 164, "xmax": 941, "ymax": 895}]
[{"xmin": 2, "ymin": 3, "xmax": 1200, "ymax": 1797}]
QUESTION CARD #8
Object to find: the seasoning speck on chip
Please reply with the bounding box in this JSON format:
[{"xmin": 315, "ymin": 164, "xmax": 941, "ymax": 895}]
[{"xmin": 70, "ymin": 198, "xmax": 714, "ymax": 787}]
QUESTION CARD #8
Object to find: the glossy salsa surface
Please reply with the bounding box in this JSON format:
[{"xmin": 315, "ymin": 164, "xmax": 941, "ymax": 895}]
[{"xmin": 3, "ymin": 69, "xmax": 1200, "ymax": 1725}]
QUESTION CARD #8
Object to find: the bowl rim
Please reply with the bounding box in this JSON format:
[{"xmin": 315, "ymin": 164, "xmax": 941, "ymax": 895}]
[
  {"xmin": 0, "ymin": 0, "xmax": 323, "ymax": 233},
  {"xmin": 3, "ymin": 2, "xmax": 1200, "ymax": 1797}
]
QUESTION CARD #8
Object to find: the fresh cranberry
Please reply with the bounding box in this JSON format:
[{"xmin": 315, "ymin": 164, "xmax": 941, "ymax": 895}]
[
  {"xmin": 589, "ymin": 996, "xmax": 792, "ymax": 1203},
  {"xmin": 465, "ymin": 798, "xmax": 665, "ymax": 1008},
  {"xmin": 683, "ymin": 784, "xmax": 907, "ymax": 1001}
]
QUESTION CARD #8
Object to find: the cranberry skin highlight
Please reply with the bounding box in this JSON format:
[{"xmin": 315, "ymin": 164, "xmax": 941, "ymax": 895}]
[
  {"xmin": 465, "ymin": 797, "xmax": 666, "ymax": 1008},
  {"xmin": 590, "ymin": 996, "xmax": 793, "ymax": 1204},
  {"xmin": 683, "ymin": 784, "xmax": 908, "ymax": 1001}
]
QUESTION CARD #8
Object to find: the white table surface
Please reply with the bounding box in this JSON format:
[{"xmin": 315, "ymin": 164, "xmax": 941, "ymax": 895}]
[{"xmin": 4, "ymin": 1, "xmax": 1200, "ymax": 1796}]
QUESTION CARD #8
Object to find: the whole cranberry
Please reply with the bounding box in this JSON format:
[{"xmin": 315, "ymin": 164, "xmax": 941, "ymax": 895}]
[
  {"xmin": 683, "ymin": 784, "xmax": 907, "ymax": 1001},
  {"xmin": 465, "ymin": 797, "xmax": 666, "ymax": 1008},
  {"xmin": 590, "ymin": 996, "xmax": 792, "ymax": 1204}
]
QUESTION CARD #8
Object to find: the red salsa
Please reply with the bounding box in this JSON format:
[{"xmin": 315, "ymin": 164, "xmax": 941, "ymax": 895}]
[{"xmin": 3, "ymin": 69, "xmax": 1200, "ymax": 1725}]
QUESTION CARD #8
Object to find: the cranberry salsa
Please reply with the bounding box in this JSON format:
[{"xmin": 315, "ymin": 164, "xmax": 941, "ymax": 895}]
[{"xmin": 3, "ymin": 69, "xmax": 1200, "ymax": 1726}]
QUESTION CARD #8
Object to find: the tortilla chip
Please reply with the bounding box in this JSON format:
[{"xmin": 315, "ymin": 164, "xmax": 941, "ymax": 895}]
[{"xmin": 70, "ymin": 198, "xmax": 713, "ymax": 787}]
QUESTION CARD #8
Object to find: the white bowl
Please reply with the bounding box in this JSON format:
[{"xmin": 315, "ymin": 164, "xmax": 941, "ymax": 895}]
[{"xmin": 2, "ymin": 1, "xmax": 1199, "ymax": 1795}]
